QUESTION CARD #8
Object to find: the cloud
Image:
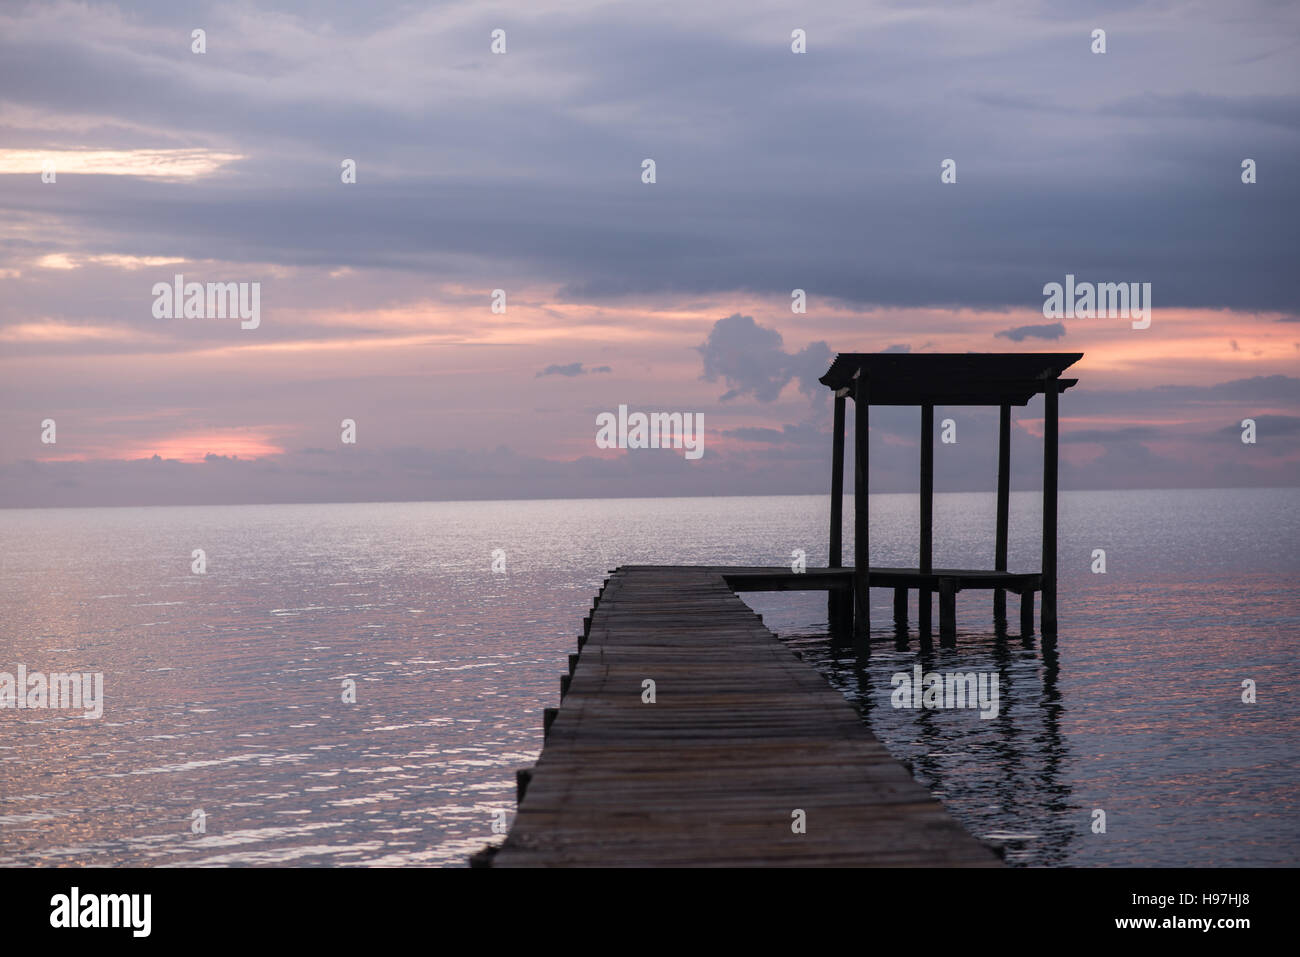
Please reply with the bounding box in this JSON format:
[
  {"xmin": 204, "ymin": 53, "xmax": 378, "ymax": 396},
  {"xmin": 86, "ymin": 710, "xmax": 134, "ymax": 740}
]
[
  {"xmin": 1216, "ymin": 414, "xmax": 1300, "ymax": 435},
  {"xmin": 721, "ymin": 423, "xmax": 826, "ymax": 448},
  {"xmin": 0, "ymin": 1, "xmax": 1297, "ymax": 506},
  {"xmin": 0, "ymin": 148, "xmax": 243, "ymax": 179},
  {"xmin": 1101, "ymin": 92, "xmax": 1300, "ymax": 131},
  {"xmin": 995, "ymin": 322, "xmax": 1066, "ymax": 342},
  {"xmin": 1111, "ymin": 375, "xmax": 1300, "ymax": 409},
  {"xmin": 536, "ymin": 362, "xmax": 611, "ymax": 377},
  {"xmin": 1061, "ymin": 426, "xmax": 1162, "ymax": 443},
  {"xmin": 697, "ymin": 313, "xmax": 831, "ymax": 402},
  {"xmin": 0, "ymin": 442, "xmax": 831, "ymax": 507},
  {"xmin": 3, "ymin": 2, "xmax": 1295, "ymax": 314}
]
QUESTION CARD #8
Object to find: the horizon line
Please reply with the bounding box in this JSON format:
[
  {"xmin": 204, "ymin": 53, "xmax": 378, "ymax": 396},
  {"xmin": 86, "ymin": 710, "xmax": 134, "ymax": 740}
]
[{"xmin": 2, "ymin": 484, "xmax": 1296, "ymax": 512}]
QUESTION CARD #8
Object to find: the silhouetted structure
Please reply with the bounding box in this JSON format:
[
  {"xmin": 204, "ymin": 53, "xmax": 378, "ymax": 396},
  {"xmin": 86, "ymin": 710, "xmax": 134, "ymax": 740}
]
[
  {"xmin": 819, "ymin": 353, "xmax": 1082, "ymax": 641},
  {"xmin": 479, "ymin": 353, "xmax": 1083, "ymax": 865}
]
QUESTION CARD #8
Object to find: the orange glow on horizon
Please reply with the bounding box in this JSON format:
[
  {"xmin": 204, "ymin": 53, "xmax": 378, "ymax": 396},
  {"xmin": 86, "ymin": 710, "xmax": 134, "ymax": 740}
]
[
  {"xmin": 131, "ymin": 431, "xmax": 285, "ymax": 463},
  {"xmin": 35, "ymin": 431, "xmax": 290, "ymax": 464}
]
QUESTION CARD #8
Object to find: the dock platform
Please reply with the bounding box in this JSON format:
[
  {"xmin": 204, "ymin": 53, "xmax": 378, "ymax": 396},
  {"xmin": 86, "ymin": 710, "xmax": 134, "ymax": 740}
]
[
  {"xmin": 681, "ymin": 564, "xmax": 1041, "ymax": 641},
  {"xmin": 486, "ymin": 565, "xmax": 1003, "ymax": 867}
]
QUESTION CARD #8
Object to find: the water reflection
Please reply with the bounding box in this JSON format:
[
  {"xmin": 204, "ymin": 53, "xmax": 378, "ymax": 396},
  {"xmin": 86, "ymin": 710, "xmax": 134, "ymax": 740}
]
[{"xmin": 789, "ymin": 620, "xmax": 1079, "ymax": 866}]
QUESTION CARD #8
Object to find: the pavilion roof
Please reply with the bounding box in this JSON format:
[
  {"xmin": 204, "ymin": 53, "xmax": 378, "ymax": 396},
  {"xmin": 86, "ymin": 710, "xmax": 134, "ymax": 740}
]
[{"xmin": 818, "ymin": 352, "xmax": 1082, "ymax": 405}]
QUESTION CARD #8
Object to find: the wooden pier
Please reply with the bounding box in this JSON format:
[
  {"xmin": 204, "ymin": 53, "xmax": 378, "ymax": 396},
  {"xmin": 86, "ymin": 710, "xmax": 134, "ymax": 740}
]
[
  {"xmin": 478, "ymin": 352, "xmax": 1081, "ymax": 866},
  {"xmin": 484, "ymin": 565, "xmax": 1002, "ymax": 868}
]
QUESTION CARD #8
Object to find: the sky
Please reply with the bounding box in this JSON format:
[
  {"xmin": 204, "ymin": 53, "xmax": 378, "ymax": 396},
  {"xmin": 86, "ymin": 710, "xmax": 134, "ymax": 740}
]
[{"xmin": 1, "ymin": 0, "xmax": 1297, "ymax": 507}]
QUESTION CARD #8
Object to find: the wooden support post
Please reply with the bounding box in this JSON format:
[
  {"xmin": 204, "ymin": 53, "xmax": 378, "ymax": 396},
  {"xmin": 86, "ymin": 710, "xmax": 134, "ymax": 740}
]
[
  {"xmin": 830, "ymin": 392, "xmax": 845, "ymax": 567},
  {"xmin": 516, "ymin": 767, "xmax": 533, "ymax": 803},
  {"xmin": 893, "ymin": 587, "xmax": 908, "ymax": 626},
  {"xmin": 918, "ymin": 404, "xmax": 934, "ymax": 639},
  {"xmin": 828, "ymin": 392, "xmax": 846, "ymax": 628},
  {"xmin": 1042, "ymin": 381, "xmax": 1059, "ymax": 636},
  {"xmin": 839, "ymin": 584, "xmax": 854, "ymax": 635},
  {"xmin": 1020, "ymin": 589, "xmax": 1035, "ymax": 637},
  {"xmin": 994, "ymin": 403, "xmax": 1010, "ymax": 621},
  {"xmin": 939, "ymin": 578, "xmax": 956, "ymax": 644},
  {"xmin": 853, "ymin": 374, "xmax": 870, "ymax": 641}
]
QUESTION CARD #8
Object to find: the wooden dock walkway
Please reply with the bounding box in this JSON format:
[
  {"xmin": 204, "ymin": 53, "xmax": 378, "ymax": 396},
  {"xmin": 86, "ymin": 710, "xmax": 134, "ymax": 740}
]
[{"xmin": 487, "ymin": 565, "xmax": 1002, "ymax": 867}]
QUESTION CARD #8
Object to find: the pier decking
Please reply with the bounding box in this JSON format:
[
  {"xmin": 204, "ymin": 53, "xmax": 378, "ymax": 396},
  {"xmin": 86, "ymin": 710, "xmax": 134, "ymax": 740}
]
[{"xmin": 487, "ymin": 565, "xmax": 1002, "ymax": 867}]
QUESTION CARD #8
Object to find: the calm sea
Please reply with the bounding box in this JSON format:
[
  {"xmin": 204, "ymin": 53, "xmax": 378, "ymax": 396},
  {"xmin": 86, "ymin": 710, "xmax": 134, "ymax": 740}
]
[{"xmin": 1, "ymin": 490, "xmax": 1297, "ymax": 866}]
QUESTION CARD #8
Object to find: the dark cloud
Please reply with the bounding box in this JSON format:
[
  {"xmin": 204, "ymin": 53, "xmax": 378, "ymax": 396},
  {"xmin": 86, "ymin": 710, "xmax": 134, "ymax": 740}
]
[
  {"xmin": 1, "ymin": 3, "xmax": 1297, "ymax": 313},
  {"xmin": 697, "ymin": 313, "xmax": 831, "ymax": 402},
  {"xmin": 535, "ymin": 362, "xmax": 612, "ymax": 377},
  {"xmin": 536, "ymin": 362, "xmax": 608, "ymax": 378},
  {"xmin": 995, "ymin": 322, "xmax": 1066, "ymax": 342}
]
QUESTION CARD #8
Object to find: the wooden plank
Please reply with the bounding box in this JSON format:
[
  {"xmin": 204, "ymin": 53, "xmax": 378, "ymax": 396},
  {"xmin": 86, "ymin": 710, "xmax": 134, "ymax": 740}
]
[{"xmin": 491, "ymin": 566, "xmax": 1002, "ymax": 868}]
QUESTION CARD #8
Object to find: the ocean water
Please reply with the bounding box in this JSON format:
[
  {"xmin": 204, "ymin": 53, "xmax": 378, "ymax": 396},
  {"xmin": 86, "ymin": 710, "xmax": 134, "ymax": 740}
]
[{"xmin": 0, "ymin": 490, "xmax": 1297, "ymax": 866}]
